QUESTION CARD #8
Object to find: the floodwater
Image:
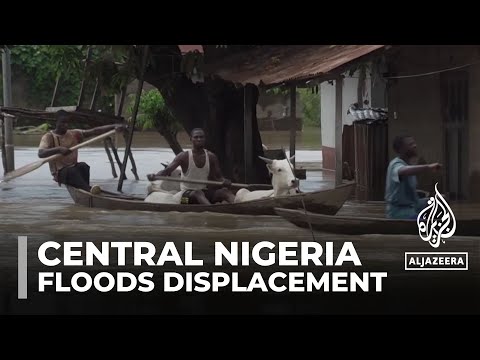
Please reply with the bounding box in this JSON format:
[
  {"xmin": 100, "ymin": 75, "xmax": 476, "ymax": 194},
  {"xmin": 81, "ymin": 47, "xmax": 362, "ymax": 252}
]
[
  {"xmin": 0, "ymin": 141, "xmax": 328, "ymax": 231},
  {"xmin": 0, "ymin": 130, "xmax": 327, "ymax": 204},
  {"xmin": 0, "ymin": 130, "xmax": 479, "ymax": 315}
]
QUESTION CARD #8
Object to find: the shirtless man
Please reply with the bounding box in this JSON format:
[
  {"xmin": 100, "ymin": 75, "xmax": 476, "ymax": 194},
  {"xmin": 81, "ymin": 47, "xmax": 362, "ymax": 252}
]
[
  {"xmin": 147, "ymin": 128, "xmax": 235, "ymax": 205},
  {"xmin": 38, "ymin": 110, "xmax": 125, "ymax": 193}
]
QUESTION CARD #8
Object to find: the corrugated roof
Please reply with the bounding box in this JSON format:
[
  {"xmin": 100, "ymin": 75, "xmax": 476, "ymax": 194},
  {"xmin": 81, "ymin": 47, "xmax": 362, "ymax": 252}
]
[
  {"xmin": 205, "ymin": 45, "xmax": 385, "ymax": 86},
  {"xmin": 178, "ymin": 45, "xmax": 204, "ymax": 54}
]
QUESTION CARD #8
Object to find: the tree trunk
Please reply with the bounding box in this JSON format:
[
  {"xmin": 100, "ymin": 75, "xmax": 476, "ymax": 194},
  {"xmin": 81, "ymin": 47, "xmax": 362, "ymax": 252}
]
[
  {"xmin": 158, "ymin": 129, "xmax": 183, "ymax": 155},
  {"xmin": 145, "ymin": 74, "xmax": 270, "ymax": 184}
]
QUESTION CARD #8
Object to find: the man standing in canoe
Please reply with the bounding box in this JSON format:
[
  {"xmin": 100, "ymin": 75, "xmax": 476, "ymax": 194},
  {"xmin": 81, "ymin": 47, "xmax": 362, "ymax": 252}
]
[
  {"xmin": 38, "ymin": 110, "xmax": 126, "ymax": 193},
  {"xmin": 385, "ymin": 135, "xmax": 442, "ymax": 219},
  {"xmin": 147, "ymin": 128, "xmax": 235, "ymax": 205}
]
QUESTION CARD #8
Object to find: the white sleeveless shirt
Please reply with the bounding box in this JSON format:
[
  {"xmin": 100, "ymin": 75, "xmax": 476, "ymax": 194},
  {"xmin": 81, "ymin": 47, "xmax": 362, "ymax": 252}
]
[{"xmin": 180, "ymin": 149, "xmax": 210, "ymax": 191}]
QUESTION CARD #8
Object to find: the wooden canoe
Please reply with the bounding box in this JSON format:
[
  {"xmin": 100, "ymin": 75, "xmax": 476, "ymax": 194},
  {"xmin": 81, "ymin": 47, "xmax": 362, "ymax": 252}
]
[
  {"xmin": 66, "ymin": 182, "xmax": 355, "ymax": 216},
  {"xmin": 274, "ymin": 207, "xmax": 480, "ymax": 236}
]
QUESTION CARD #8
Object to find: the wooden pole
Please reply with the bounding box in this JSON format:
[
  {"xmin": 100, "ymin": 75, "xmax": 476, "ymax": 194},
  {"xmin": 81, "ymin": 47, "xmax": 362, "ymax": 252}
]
[
  {"xmin": 89, "ymin": 78, "xmax": 99, "ymax": 111},
  {"xmin": 4, "ymin": 114, "xmax": 15, "ymax": 173},
  {"xmin": 50, "ymin": 74, "xmax": 60, "ymax": 107},
  {"xmin": 105, "ymin": 86, "xmax": 129, "ymax": 180},
  {"xmin": 335, "ymin": 76, "xmax": 343, "ymax": 186},
  {"xmin": 104, "ymin": 139, "xmax": 118, "ymax": 178},
  {"xmin": 2, "ymin": 48, "xmax": 14, "ymax": 172},
  {"xmin": 117, "ymin": 45, "xmax": 149, "ymax": 192},
  {"xmin": 113, "ymin": 85, "xmax": 127, "ymax": 148},
  {"xmin": 289, "ymin": 84, "xmax": 296, "ymax": 167},
  {"xmin": 0, "ymin": 117, "xmax": 6, "ymax": 175},
  {"xmin": 117, "ymin": 86, "xmax": 127, "ymax": 117},
  {"xmin": 2, "ymin": 48, "xmax": 12, "ymax": 106},
  {"xmin": 106, "ymin": 136, "xmax": 125, "ymax": 180},
  {"xmin": 110, "ymin": 86, "xmax": 128, "ymax": 180},
  {"xmin": 243, "ymin": 84, "xmax": 253, "ymax": 183},
  {"xmin": 116, "ymin": 86, "xmax": 139, "ymax": 180},
  {"xmin": 123, "ymin": 133, "xmax": 139, "ymax": 180},
  {"xmin": 2, "ymin": 48, "xmax": 15, "ymax": 172},
  {"xmin": 2, "ymin": 129, "xmax": 116, "ymax": 182}
]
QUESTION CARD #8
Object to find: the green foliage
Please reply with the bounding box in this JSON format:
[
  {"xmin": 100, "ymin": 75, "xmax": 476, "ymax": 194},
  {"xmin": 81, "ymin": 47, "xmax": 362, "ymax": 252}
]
[
  {"xmin": 9, "ymin": 45, "xmax": 85, "ymax": 108},
  {"xmin": 38, "ymin": 123, "xmax": 52, "ymax": 131},
  {"xmin": 126, "ymin": 89, "xmax": 181, "ymax": 133},
  {"xmin": 86, "ymin": 45, "xmax": 137, "ymax": 96},
  {"xmin": 4, "ymin": 45, "xmax": 135, "ymax": 114},
  {"xmin": 264, "ymin": 87, "xmax": 321, "ymax": 127},
  {"xmin": 298, "ymin": 88, "xmax": 321, "ymax": 127}
]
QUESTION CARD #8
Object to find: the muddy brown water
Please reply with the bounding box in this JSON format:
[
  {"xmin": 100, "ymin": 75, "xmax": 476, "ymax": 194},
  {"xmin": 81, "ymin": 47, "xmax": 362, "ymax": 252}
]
[{"xmin": 0, "ymin": 131, "xmax": 479, "ymax": 315}]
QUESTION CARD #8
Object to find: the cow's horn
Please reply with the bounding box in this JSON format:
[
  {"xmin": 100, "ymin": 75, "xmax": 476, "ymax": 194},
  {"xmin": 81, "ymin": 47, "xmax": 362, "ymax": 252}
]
[{"xmin": 258, "ymin": 156, "xmax": 273, "ymax": 164}]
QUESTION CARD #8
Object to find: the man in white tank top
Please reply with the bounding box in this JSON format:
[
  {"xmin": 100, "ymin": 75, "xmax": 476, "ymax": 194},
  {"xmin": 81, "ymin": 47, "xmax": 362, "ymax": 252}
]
[{"xmin": 147, "ymin": 128, "xmax": 235, "ymax": 205}]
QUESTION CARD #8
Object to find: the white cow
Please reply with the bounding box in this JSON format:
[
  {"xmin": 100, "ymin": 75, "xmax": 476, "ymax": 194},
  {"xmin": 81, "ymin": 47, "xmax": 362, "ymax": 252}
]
[
  {"xmin": 234, "ymin": 155, "xmax": 299, "ymax": 203},
  {"xmin": 144, "ymin": 163, "xmax": 183, "ymax": 204},
  {"xmin": 144, "ymin": 190, "xmax": 183, "ymax": 204},
  {"xmin": 146, "ymin": 163, "xmax": 182, "ymax": 195}
]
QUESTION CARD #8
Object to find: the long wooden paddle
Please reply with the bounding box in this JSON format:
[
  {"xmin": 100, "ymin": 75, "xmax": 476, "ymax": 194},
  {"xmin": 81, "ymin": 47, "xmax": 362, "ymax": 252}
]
[
  {"xmin": 1, "ymin": 129, "xmax": 117, "ymax": 183},
  {"xmin": 151, "ymin": 175, "xmax": 273, "ymax": 191}
]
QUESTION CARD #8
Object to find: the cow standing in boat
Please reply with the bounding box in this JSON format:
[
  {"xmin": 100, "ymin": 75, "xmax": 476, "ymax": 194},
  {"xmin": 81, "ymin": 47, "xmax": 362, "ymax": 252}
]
[{"xmin": 234, "ymin": 155, "xmax": 299, "ymax": 203}]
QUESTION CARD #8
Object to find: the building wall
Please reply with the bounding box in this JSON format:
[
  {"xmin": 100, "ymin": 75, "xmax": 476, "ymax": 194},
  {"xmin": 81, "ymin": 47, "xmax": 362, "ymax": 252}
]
[
  {"xmin": 388, "ymin": 74, "xmax": 443, "ymax": 193},
  {"xmin": 371, "ymin": 74, "xmax": 387, "ymax": 109},
  {"xmin": 387, "ymin": 45, "xmax": 480, "ymax": 199},
  {"xmin": 468, "ymin": 64, "xmax": 480, "ymax": 200}
]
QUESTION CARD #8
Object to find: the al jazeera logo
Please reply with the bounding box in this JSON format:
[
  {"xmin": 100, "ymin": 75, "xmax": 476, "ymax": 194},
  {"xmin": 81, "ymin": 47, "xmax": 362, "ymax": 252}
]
[{"xmin": 405, "ymin": 183, "xmax": 468, "ymax": 271}]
